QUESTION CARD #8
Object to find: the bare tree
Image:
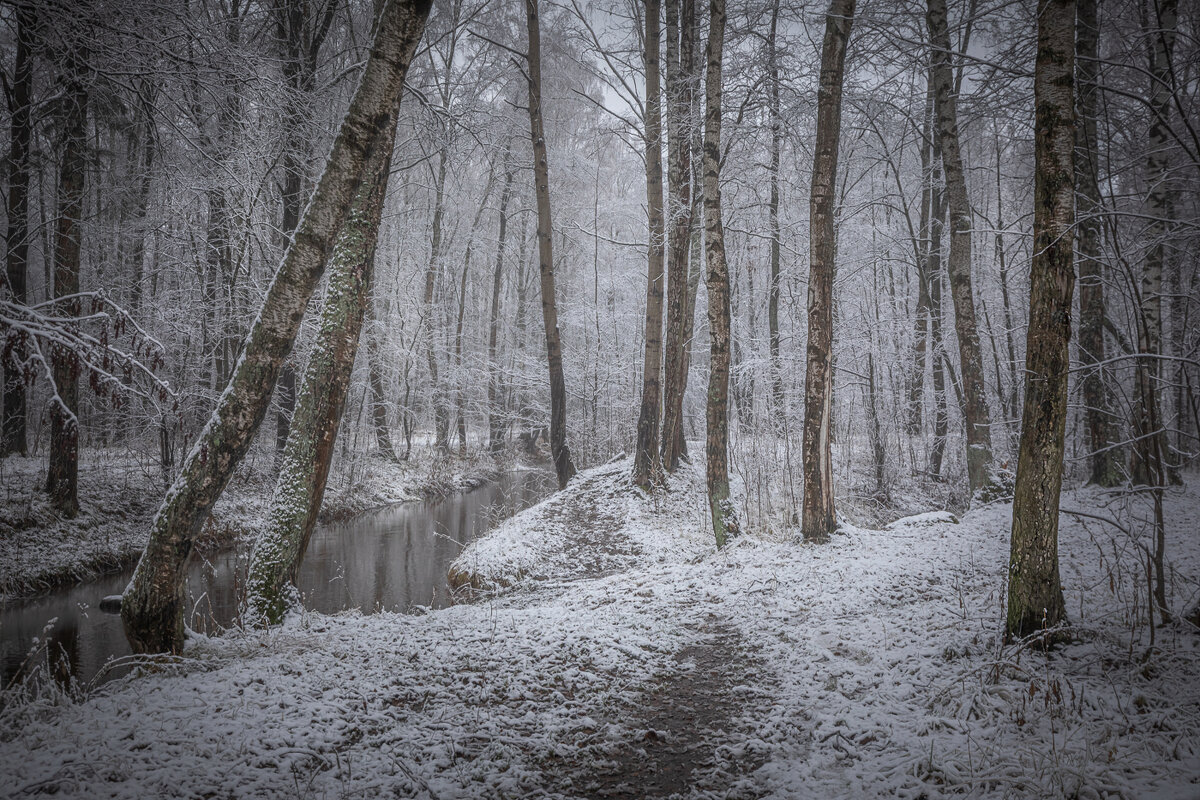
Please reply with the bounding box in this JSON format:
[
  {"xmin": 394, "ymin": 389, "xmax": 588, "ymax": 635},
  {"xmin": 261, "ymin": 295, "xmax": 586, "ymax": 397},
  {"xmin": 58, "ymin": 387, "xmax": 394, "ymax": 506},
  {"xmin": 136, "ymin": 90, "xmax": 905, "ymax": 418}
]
[
  {"xmin": 46, "ymin": 49, "xmax": 89, "ymax": 518},
  {"xmin": 801, "ymin": 0, "xmax": 855, "ymax": 543},
  {"xmin": 2, "ymin": 6, "xmax": 34, "ymax": 457},
  {"xmin": 1006, "ymin": 0, "xmax": 1073, "ymax": 640},
  {"xmin": 926, "ymin": 0, "xmax": 995, "ymax": 496},
  {"xmin": 120, "ymin": 0, "xmax": 432, "ymax": 654},
  {"xmin": 702, "ymin": 0, "xmax": 737, "ymax": 546},
  {"xmin": 634, "ymin": 0, "xmax": 666, "ymax": 489},
  {"xmin": 524, "ymin": 0, "xmax": 577, "ymax": 489}
]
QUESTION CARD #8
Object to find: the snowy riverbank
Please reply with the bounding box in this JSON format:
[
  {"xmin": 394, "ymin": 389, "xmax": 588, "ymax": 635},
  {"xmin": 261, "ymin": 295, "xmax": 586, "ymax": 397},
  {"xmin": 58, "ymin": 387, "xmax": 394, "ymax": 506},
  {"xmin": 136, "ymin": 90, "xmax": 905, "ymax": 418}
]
[
  {"xmin": 2, "ymin": 458, "xmax": 1198, "ymax": 798},
  {"xmin": 0, "ymin": 447, "xmax": 513, "ymax": 602}
]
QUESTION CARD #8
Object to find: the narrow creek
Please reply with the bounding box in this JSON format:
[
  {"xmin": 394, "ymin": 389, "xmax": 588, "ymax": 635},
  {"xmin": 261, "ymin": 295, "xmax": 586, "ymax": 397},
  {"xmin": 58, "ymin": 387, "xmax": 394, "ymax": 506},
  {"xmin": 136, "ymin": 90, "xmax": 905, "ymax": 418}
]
[{"xmin": 0, "ymin": 469, "xmax": 556, "ymax": 689}]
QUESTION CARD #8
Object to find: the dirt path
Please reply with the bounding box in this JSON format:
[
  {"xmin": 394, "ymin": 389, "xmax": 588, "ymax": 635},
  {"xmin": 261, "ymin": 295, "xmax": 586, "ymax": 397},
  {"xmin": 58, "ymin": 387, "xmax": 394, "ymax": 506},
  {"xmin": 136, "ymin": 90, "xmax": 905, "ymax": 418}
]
[{"xmin": 554, "ymin": 622, "xmax": 772, "ymax": 799}]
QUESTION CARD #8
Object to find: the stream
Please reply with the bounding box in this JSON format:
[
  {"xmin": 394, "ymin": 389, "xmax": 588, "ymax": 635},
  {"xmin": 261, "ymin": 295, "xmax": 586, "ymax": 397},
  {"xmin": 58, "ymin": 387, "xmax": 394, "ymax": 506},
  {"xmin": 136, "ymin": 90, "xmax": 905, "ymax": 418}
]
[{"xmin": 0, "ymin": 469, "xmax": 556, "ymax": 689}]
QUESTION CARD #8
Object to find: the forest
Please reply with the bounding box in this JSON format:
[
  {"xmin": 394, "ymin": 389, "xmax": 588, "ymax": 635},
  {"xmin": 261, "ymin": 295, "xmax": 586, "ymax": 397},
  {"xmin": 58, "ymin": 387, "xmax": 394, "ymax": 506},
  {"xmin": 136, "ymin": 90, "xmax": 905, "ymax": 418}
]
[{"xmin": 0, "ymin": 0, "xmax": 1198, "ymax": 796}]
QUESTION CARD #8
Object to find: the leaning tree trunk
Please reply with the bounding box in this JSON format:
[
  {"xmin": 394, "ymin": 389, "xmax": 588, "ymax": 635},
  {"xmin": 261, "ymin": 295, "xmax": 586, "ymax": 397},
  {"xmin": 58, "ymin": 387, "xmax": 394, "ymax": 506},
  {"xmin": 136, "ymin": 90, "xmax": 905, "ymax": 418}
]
[
  {"xmin": 1006, "ymin": 0, "xmax": 1072, "ymax": 639},
  {"xmin": 46, "ymin": 54, "xmax": 88, "ymax": 519},
  {"xmin": 1075, "ymin": 0, "xmax": 1121, "ymax": 486},
  {"xmin": 525, "ymin": 0, "xmax": 576, "ymax": 489},
  {"xmin": 245, "ymin": 119, "xmax": 396, "ymax": 626},
  {"xmin": 800, "ymin": 0, "xmax": 855, "ymax": 543},
  {"xmin": 702, "ymin": 0, "xmax": 738, "ymax": 547},
  {"xmin": 121, "ymin": 0, "xmax": 431, "ymax": 655},
  {"xmin": 634, "ymin": 0, "xmax": 666, "ymax": 489},
  {"xmin": 660, "ymin": 0, "xmax": 697, "ymax": 472},
  {"xmin": 927, "ymin": 0, "xmax": 995, "ymax": 496},
  {"xmin": 2, "ymin": 6, "xmax": 33, "ymax": 457}
]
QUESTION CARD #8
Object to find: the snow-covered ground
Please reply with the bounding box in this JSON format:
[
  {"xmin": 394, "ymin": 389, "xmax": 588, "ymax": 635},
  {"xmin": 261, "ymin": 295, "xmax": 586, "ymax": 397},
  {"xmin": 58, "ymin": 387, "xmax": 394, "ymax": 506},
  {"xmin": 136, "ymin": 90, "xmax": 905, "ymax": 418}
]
[
  {"xmin": 0, "ymin": 446, "xmax": 507, "ymax": 602},
  {"xmin": 2, "ymin": 458, "xmax": 1198, "ymax": 798}
]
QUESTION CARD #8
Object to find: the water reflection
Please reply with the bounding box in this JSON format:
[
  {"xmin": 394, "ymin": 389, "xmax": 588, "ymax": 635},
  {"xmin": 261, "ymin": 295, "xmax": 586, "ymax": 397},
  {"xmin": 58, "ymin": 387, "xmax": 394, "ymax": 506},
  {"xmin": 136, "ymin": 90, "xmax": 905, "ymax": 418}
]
[{"xmin": 0, "ymin": 469, "xmax": 555, "ymax": 688}]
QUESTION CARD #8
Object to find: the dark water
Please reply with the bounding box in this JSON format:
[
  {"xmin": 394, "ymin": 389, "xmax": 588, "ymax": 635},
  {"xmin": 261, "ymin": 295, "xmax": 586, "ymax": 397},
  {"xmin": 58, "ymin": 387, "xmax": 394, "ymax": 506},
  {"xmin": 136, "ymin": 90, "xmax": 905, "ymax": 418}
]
[{"xmin": 0, "ymin": 469, "xmax": 556, "ymax": 689}]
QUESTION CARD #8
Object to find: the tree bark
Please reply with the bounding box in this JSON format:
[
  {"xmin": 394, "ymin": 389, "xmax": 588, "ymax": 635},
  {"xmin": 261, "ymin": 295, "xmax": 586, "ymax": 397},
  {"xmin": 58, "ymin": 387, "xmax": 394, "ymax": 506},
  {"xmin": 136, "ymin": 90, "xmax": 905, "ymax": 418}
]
[
  {"xmin": 767, "ymin": 0, "xmax": 785, "ymax": 428},
  {"xmin": 2, "ymin": 6, "xmax": 33, "ymax": 457},
  {"xmin": 1074, "ymin": 0, "xmax": 1121, "ymax": 486},
  {"xmin": 46, "ymin": 53, "xmax": 88, "ymax": 519},
  {"xmin": 801, "ymin": 0, "xmax": 854, "ymax": 543},
  {"xmin": 488, "ymin": 166, "xmax": 516, "ymax": 454},
  {"xmin": 245, "ymin": 117, "xmax": 396, "ymax": 625},
  {"xmin": 423, "ymin": 149, "xmax": 451, "ymax": 453},
  {"xmin": 1006, "ymin": 0, "xmax": 1073, "ymax": 639},
  {"xmin": 366, "ymin": 303, "xmax": 398, "ymax": 461},
  {"xmin": 634, "ymin": 0, "xmax": 666, "ymax": 489},
  {"xmin": 121, "ymin": 0, "xmax": 431, "ymax": 654},
  {"xmin": 702, "ymin": 0, "xmax": 738, "ymax": 546},
  {"xmin": 660, "ymin": 0, "xmax": 697, "ymax": 472},
  {"xmin": 927, "ymin": 0, "xmax": 995, "ymax": 496},
  {"xmin": 525, "ymin": 0, "xmax": 576, "ymax": 489},
  {"xmin": 906, "ymin": 86, "xmax": 934, "ymax": 437},
  {"xmin": 1130, "ymin": 0, "xmax": 1176, "ymax": 489}
]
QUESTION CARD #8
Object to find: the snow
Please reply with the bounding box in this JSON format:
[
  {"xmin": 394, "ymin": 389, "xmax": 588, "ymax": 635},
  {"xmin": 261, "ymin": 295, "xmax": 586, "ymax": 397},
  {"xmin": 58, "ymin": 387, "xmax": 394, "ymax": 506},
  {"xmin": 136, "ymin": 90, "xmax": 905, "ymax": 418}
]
[{"xmin": 2, "ymin": 458, "xmax": 1199, "ymax": 798}]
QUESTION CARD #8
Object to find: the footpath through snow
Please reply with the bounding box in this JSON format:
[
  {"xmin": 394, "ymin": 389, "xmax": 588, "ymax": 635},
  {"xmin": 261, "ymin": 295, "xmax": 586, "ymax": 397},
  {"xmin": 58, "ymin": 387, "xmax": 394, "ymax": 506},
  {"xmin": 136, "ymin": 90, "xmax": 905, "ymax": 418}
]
[{"xmin": 2, "ymin": 458, "xmax": 1199, "ymax": 798}]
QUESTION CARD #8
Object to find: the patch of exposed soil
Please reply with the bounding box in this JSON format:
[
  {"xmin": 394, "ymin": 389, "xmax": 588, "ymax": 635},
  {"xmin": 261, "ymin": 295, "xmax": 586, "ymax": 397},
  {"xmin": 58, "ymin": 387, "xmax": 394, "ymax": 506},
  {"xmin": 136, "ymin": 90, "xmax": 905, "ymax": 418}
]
[{"xmin": 557, "ymin": 623, "xmax": 773, "ymax": 799}]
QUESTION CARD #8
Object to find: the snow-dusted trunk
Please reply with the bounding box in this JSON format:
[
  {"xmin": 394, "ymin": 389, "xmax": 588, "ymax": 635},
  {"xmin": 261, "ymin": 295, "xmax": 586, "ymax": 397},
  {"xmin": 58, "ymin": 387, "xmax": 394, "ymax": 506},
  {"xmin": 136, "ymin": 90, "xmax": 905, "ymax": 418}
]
[
  {"xmin": 660, "ymin": 0, "xmax": 697, "ymax": 473},
  {"xmin": 366, "ymin": 306, "xmax": 397, "ymax": 461},
  {"xmin": 928, "ymin": 148, "xmax": 949, "ymax": 479},
  {"xmin": 1075, "ymin": 0, "xmax": 1121, "ymax": 486},
  {"xmin": 245, "ymin": 126, "xmax": 396, "ymax": 626},
  {"xmin": 1130, "ymin": 0, "xmax": 1176, "ymax": 489},
  {"xmin": 424, "ymin": 150, "xmax": 451, "ymax": 453},
  {"xmin": 767, "ymin": 0, "xmax": 784, "ymax": 428},
  {"xmin": 120, "ymin": 0, "xmax": 431, "ymax": 654},
  {"xmin": 1006, "ymin": 0, "xmax": 1073, "ymax": 640},
  {"xmin": 926, "ymin": 0, "xmax": 995, "ymax": 496},
  {"xmin": 2, "ymin": 6, "xmax": 33, "ymax": 457},
  {"xmin": 525, "ymin": 0, "xmax": 576, "ymax": 490},
  {"xmin": 801, "ymin": 0, "xmax": 854, "ymax": 543},
  {"xmin": 634, "ymin": 0, "xmax": 666, "ymax": 489},
  {"xmin": 46, "ymin": 55, "xmax": 88, "ymax": 519},
  {"xmin": 488, "ymin": 168, "xmax": 516, "ymax": 454},
  {"xmin": 906, "ymin": 87, "xmax": 934, "ymax": 436},
  {"xmin": 702, "ymin": 0, "xmax": 737, "ymax": 547}
]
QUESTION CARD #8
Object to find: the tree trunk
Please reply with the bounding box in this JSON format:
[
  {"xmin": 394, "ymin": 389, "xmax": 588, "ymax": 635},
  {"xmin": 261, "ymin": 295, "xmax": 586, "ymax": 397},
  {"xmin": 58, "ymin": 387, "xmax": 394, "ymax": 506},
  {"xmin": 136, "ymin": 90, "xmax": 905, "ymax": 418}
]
[
  {"xmin": 273, "ymin": 0, "xmax": 338, "ymax": 459},
  {"xmin": 767, "ymin": 0, "xmax": 785, "ymax": 428},
  {"xmin": 245, "ymin": 118, "xmax": 396, "ymax": 626},
  {"xmin": 524, "ymin": 0, "xmax": 576, "ymax": 489},
  {"xmin": 660, "ymin": 0, "xmax": 697, "ymax": 472},
  {"xmin": 367, "ymin": 303, "xmax": 398, "ymax": 461},
  {"xmin": 927, "ymin": 0, "xmax": 995, "ymax": 496},
  {"xmin": 1074, "ymin": 0, "xmax": 1121, "ymax": 486},
  {"xmin": 2, "ymin": 6, "xmax": 33, "ymax": 457},
  {"xmin": 46, "ymin": 55, "xmax": 88, "ymax": 519},
  {"xmin": 634, "ymin": 0, "xmax": 666, "ymax": 489},
  {"xmin": 906, "ymin": 86, "xmax": 934, "ymax": 438},
  {"xmin": 801, "ymin": 0, "xmax": 854, "ymax": 543},
  {"xmin": 1130, "ymin": 0, "xmax": 1176, "ymax": 489},
  {"xmin": 121, "ymin": 0, "xmax": 431, "ymax": 654},
  {"xmin": 929, "ymin": 154, "xmax": 949, "ymax": 480},
  {"xmin": 702, "ymin": 0, "xmax": 738, "ymax": 547},
  {"xmin": 1006, "ymin": 0, "xmax": 1073, "ymax": 639},
  {"xmin": 424, "ymin": 149, "xmax": 451, "ymax": 453},
  {"xmin": 488, "ymin": 167, "xmax": 516, "ymax": 454}
]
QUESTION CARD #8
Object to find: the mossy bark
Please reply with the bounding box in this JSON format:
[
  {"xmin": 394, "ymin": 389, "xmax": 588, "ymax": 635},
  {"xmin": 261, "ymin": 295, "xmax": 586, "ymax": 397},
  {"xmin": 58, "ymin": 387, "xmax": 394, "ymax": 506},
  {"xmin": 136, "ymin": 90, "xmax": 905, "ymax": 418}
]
[
  {"xmin": 1006, "ymin": 0, "xmax": 1073, "ymax": 640},
  {"xmin": 245, "ymin": 123, "xmax": 395, "ymax": 625},
  {"xmin": 121, "ymin": 0, "xmax": 431, "ymax": 654}
]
